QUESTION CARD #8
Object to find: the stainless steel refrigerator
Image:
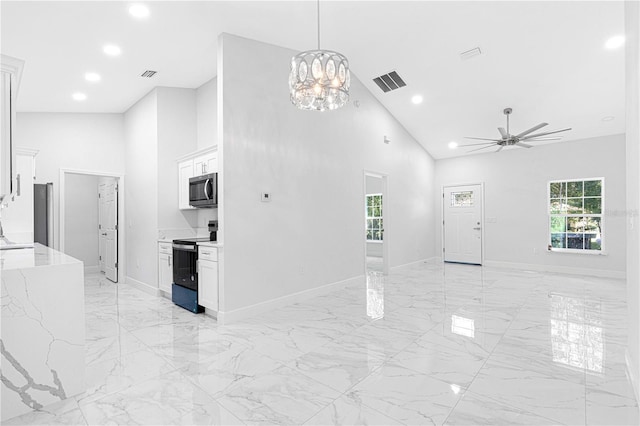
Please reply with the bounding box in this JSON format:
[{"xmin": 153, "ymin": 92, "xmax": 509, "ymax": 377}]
[{"xmin": 34, "ymin": 183, "xmax": 53, "ymax": 247}]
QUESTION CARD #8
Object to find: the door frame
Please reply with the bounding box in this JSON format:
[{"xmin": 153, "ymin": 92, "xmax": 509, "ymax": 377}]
[
  {"xmin": 441, "ymin": 182, "xmax": 485, "ymax": 265},
  {"xmin": 364, "ymin": 170, "xmax": 390, "ymax": 275},
  {"xmin": 59, "ymin": 168, "xmax": 125, "ymax": 283}
]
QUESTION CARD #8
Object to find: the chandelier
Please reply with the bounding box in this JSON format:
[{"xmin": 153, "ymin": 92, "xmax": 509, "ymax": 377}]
[{"xmin": 289, "ymin": 0, "xmax": 350, "ymax": 111}]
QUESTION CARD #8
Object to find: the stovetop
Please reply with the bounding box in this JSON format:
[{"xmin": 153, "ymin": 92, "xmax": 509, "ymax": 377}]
[{"xmin": 172, "ymin": 237, "xmax": 212, "ymax": 245}]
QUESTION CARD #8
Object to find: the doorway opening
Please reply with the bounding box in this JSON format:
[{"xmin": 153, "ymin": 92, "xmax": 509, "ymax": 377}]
[
  {"xmin": 60, "ymin": 169, "xmax": 124, "ymax": 283},
  {"xmin": 442, "ymin": 183, "xmax": 484, "ymax": 265},
  {"xmin": 364, "ymin": 171, "xmax": 389, "ymax": 275}
]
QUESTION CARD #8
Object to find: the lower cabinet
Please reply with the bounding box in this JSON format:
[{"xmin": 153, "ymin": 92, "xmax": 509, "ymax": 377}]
[
  {"xmin": 197, "ymin": 246, "xmax": 218, "ymax": 311},
  {"xmin": 158, "ymin": 242, "xmax": 173, "ymax": 294}
]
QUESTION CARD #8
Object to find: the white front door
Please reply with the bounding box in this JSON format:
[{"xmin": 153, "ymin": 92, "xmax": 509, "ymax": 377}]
[
  {"xmin": 98, "ymin": 183, "xmax": 106, "ymax": 272},
  {"xmin": 103, "ymin": 181, "xmax": 118, "ymax": 282},
  {"xmin": 443, "ymin": 184, "xmax": 483, "ymax": 265}
]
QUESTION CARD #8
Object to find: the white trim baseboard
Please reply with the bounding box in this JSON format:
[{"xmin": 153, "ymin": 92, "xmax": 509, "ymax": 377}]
[
  {"xmin": 626, "ymin": 348, "xmax": 640, "ymax": 405},
  {"xmin": 483, "ymin": 260, "xmax": 625, "ymax": 279},
  {"xmin": 217, "ymin": 274, "xmax": 363, "ymax": 325},
  {"xmin": 125, "ymin": 276, "xmax": 160, "ymax": 296}
]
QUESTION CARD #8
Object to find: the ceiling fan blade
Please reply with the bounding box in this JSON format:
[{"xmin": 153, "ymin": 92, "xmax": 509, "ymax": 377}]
[
  {"xmin": 520, "ymin": 128, "xmax": 572, "ymax": 140},
  {"xmin": 496, "ymin": 146, "xmax": 504, "ymax": 152},
  {"xmin": 459, "ymin": 141, "xmax": 501, "ymax": 147},
  {"xmin": 516, "ymin": 142, "xmax": 533, "ymax": 148},
  {"xmin": 515, "ymin": 122, "xmax": 548, "ymax": 138},
  {"xmin": 467, "ymin": 144, "xmax": 497, "ymax": 153},
  {"xmin": 498, "ymin": 127, "xmax": 508, "ymax": 139},
  {"xmin": 524, "ymin": 137, "xmax": 562, "ymax": 142},
  {"xmin": 464, "ymin": 137, "xmax": 503, "ymax": 142}
]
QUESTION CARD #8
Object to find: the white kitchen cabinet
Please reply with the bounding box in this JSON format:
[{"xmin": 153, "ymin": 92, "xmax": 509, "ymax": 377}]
[
  {"xmin": 1, "ymin": 55, "xmax": 24, "ymax": 207},
  {"xmin": 177, "ymin": 147, "xmax": 217, "ymax": 210},
  {"xmin": 197, "ymin": 246, "xmax": 218, "ymax": 311},
  {"xmin": 194, "ymin": 151, "xmax": 217, "ymax": 176},
  {"xmin": 1, "ymin": 150, "xmax": 37, "ymax": 243},
  {"xmin": 158, "ymin": 242, "xmax": 173, "ymax": 294},
  {"xmin": 178, "ymin": 160, "xmax": 195, "ymax": 210}
]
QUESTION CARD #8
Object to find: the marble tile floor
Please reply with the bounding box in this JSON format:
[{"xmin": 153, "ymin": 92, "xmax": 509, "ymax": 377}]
[{"xmin": 5, "ymin": 261, "xmax": 639, "ymax": 425}]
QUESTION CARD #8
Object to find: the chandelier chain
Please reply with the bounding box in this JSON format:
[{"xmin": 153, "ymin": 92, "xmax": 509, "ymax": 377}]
[{"xmin": 317, "ymin": 0, "xmax": 320, "ymax": 50}]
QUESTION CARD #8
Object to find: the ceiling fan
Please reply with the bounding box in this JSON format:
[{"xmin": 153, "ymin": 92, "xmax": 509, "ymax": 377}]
[{"xmin": 461, "ymin": 108, "xmax": 571, "ymax": 153}]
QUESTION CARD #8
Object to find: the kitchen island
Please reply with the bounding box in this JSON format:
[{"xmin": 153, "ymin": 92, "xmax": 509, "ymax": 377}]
[{"xmin": 0, "ymin": 244, "xmax": 85, "ymax": 421}]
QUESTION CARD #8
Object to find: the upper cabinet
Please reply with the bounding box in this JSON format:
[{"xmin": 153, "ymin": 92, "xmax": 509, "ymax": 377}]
[
  {"xmin": 177, "ymin": 147, "xmax": 218, "ymax": 210},
  {"xmin": 1, "ymin": 55, "xmax": 25, "ymax": 207}
]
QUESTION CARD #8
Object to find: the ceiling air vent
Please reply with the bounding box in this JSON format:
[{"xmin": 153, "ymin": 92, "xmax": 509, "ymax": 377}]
[
  {"xmin": 373, "ymin": 71, "xmax": 406, "ymax": 93},
  {"xmin": 140, "ymin": 70, "xmax": 157, "ymax": 78}
]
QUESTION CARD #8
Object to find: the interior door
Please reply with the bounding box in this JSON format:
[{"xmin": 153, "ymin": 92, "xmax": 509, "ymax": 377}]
[
  {"xmin": 103, "ymin": 181, "xmax": 118, "ymax": 282},
  {"xmin": 98, "ymin": 183, "xmax": 106, "ymax": 272},
  {"xmin": 443, "ymin": 184, "xmax": 482, "ymax": 265}
]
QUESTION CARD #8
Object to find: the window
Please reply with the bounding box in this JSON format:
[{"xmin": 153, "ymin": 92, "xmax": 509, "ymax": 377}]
[
  {"xmin": 366, "ymin": 194, "xmax": 383, "ymax": 241},
  {"xmin": 451, "ymin": 191, "xmax": 473, "ymax": 207},
  {"xmin": 549, "ymin": 178, "xmax": 603, "ymax": 252}
]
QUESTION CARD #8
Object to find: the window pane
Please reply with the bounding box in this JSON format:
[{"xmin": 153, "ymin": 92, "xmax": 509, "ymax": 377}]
[
  {"xmin": 366, "ymin": 230, "xmax": 372, "ymax": 240},
  {"xmin": 584, "ymin": 197, "xmax": 601, "ymax": 214},
  {"xmin": 367, "ymin": 207, "xmax": 374, "ymax": 218},
  {"xmin": 367, "ymin": 219, "xmax": 374, "ymax": 229},
  {"xmin": 367, "ymin": 196, "xmax": 373, "ymax": 207},
  {"xmin": 567, "ymin": 233, "xmax": 585, "ymax": 249},
  {"xmin": 584, "ymin": 180, "xmax": 602, "ymax": 197},
  {"xmin": 567, "ymin": 181, "xmax": 584, "ymax": 197},
  {"xmin": 372, "ymin": 219, "xmax": 380, "ymax": 230},
  {"xmin": 373, "ymin": 206, "xmax": 382, "ymax": 218},
  {"xmin": 374, "ymin": 230, "xmax": 382, "ymax": 240},
  {"xmin": 551, "ymin": 216, "xmax": 566, "ymax": 233},
  {"xmin": 567, "ymin": 198, "xmax": 583, "ymax": 214},
  {"xmin": 585, "ymin": 217, "xmax": 601, "ymax": 232},
  {"xmin": 586, "ymin": 234, "xmax": 601, "ymax": 250},
  {"xmin": 451, "ymin": 191, "xmax": 473, "ymax": 207},
  {"xmin": 567, "ymin": 217, "xmax": 584, "ymax": 233},
  {"xmin": 550, "ymin": 182, "xmax": 566, "ymax": 198},
  {"xmin": 551, "ymin": 233, "xmax": 566, "ymax": 248},
  {"xmin": 550, "ymin": 198, "xmax": 566, "ymax": 214}
]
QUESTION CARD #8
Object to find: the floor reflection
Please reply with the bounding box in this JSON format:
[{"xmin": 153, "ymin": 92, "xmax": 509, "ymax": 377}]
[
  {"xmin": 366, "ymin": 270, "xmax": 385, "ymax": 320},
  {"xmin": 549, "ymin": 293, "xmax": 603, "ymax": 373},
  {"xmin": 451, "ymin": 314, "xmax": 475, "ymax": 338}
]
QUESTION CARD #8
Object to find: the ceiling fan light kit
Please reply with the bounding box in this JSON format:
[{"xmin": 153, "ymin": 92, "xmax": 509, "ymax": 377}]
[{"xmin": 462, "ymin": 107, "xmax": 572, "ymax": 153}]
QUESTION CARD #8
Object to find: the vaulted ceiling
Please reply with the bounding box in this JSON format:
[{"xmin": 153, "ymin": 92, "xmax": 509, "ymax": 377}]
[{"xmin": 1, "ymin": 1, "xmax": 625, "ymax": 158}]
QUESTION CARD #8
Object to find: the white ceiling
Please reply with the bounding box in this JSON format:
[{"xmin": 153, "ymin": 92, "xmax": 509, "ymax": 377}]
[{"xmin": 1, "ymin": 1, "xmax": 626, "ymax": 159}]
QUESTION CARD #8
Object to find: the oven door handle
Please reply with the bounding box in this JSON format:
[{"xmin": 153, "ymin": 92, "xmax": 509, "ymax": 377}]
[
  {"xmin": 172, "ymin": 243, "xmax": 197, "ymax": 251},
  {"xmin": 204, "ymin": 178, "xmax": 210, "ymax": 200}
]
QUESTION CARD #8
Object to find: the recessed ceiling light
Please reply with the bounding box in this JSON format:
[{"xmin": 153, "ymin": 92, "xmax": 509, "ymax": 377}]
[
  {"xmin": 84, "ymin": 72, "xmax": 101, "ymax": 82},
  {"xmin": 72, "ymin": 92, "xmax": 87, "ymax": 101},
  {"xmin": 605, "ymin": 35, "xmax": 625, "ymax": 49},
  {"xmin": 411, "ymin": 95, "xmax": 423, "ymax": 105},
  {"xmin": 129, "ymin": 3, "xmax": 150, "ymax": 18},
  {"xmin": 602, "ymin": 116, "xmax": 615, "ymax": 122},
  {"xmin": 448, "ymin": 141, "xmax": 458, "ymax": 149},
  {"xmin": 103, "ymin": 44, "xmax": 122, "ymax": 56}
]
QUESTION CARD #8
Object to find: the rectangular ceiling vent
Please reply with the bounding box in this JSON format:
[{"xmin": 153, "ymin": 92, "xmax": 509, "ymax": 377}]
[
  {"xmin": 460, "ymin": 47, "xmax": 482, "ymax": 61},
  {"xmin": 140, "ymin": 70, "xmax": 157, "ymax": 78},
  {"xmin": 373, "ymin": 71, "xmax": 406, "ymax": 93}
]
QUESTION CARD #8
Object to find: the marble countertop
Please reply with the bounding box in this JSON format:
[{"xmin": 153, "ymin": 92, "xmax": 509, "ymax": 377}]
[{"xmin": 0, "ymin": 243, "xmax": 82, "ymax": 271}]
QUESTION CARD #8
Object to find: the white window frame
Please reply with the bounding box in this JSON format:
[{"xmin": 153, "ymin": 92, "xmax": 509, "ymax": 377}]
[
  {"xmin": 366, "ymin": 193, "xmax": 383, "ymax": 242},
  {"xmin": 547, "ymin": 177, "xmax": 605, "ymax": 254}
]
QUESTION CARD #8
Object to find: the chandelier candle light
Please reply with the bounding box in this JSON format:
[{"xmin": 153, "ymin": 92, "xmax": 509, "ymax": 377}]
[{"xmin": 289, "ymin": 0, "xmax": 350, "ymax": 111}]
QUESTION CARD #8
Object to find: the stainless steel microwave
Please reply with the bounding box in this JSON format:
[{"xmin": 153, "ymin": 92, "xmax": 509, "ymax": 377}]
[{"xmin": 189, "ymin": 173, "xmax": 217, "ymax": 208}]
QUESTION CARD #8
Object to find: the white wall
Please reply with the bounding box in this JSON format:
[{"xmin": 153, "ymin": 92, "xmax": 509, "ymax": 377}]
[
  {"xmin": 124, "ymin": 90, "xmax": 158, "ymax": 288},
  {"xmin": 435, "ymin": 135, "xmax": 626, "ymax": 276},
  {"xmin": 14, "ymin": 113, "xmax": 125, "ymax": 249},
  {"xmin": 196, "ymin": 77, "xmax": 217, "ymax": 150},
  {"xmin": 625, "ymin": 0, "xmax": 640, "ymax": 402},
  {"xmin": 64, "ymin": 173, "xmax": 99, "ymax": 268},
  {"xmin": 156, "ymin": 87, "xmax": 198, "ymax": 234},
  {"xmin": 219, "ymin": 33, "xmax": 436, "ymax": 314}
]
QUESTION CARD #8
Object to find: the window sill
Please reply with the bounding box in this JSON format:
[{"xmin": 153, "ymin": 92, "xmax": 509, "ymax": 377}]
[
  {"xmin": 548, "ymin": 248, "xmax": 607, "ymax": 256},
  {"xmin": 366, "ymin": 240, "xmax": 384, "ymax": 244}
]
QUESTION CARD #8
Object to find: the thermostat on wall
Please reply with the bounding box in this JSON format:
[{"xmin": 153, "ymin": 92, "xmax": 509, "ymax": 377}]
[{"xmin": 261, "ymin": 193, "xmax": 271, "ymax": 202}]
